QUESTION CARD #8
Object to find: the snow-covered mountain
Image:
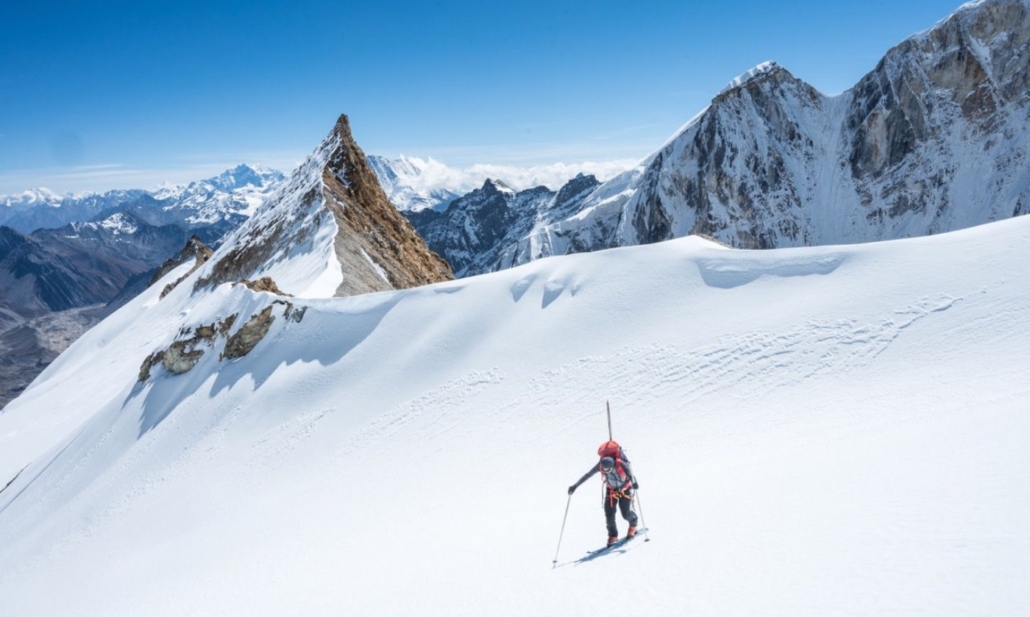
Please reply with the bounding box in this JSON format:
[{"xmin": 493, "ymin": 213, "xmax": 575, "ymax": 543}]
[
  {"xmin": 0, "ymin": 164, "xmax": 285, "ymax": 235},
  {"xmin": 0, "ymin": 201, "xmax": 1027, "ymax": 614},
  {"xmin": 149, "ymin": 163, "xmax": 285, "ymax": 226},
  {"xmin": 0, "ymin": 188, "xmax": 154, "ymax": 234},
  {"xmin": 418, "ymin": 0, "xmax": 1030, "ymax": 274},
  {"xmin": 368, "ymin": 154, "xmax": 635, "ymax": 212},
  {"xmin": 406, "ymin": 174, "xmax": 601, "ymax": 276},
  {"xmin": 194, "ymin": 114, "xmax": 452, "ymax": 298}
]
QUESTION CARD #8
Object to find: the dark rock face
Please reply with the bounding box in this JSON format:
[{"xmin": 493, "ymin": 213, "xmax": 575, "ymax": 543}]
[
  {"xmin": 152, "ymin": 236, "xmax": 215, "ymax": 299},
  {"xmin": 1, "ymin": 213, "xmax": 189, "ymax": 314},
  {"xmin": 222, "ymin": 306, "xmax": 275, "ymax": 360},
  {"xmin": 323, "ymin": 115, "xmax": 454, "ymax": 295},
  {"xmin": 406, "ymin": 175, "xmax": 599, "ymax": 277}
]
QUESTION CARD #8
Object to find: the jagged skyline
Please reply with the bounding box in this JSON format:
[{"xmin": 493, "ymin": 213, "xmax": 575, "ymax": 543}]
[{"xmin": 2, "ymin": 0, "xmax": 963, "ymax": 194}]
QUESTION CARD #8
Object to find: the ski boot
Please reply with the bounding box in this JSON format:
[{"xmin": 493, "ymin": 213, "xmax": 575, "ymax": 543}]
[
  {"xmin": 626, "ymin": 525, "xmax": 637, "ymax": 540},
  {"xmin": 606, "ymin": 535, "xmax": 618, "ymax": 547}
]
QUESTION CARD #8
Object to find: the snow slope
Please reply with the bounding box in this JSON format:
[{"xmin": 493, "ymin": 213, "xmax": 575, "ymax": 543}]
[{"xmin": 0, "ymin": 215, "xmax": 1028, "ymax": 614}]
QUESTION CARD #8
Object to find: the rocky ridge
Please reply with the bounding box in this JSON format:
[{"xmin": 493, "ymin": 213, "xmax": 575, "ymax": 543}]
[{"xmin": 197, "ymin": 114, "xmax": 452, "ymax": 297}]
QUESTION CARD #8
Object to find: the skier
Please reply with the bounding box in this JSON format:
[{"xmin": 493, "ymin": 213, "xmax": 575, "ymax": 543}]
[{"xmin": 568, "ymin": 440, "xmax": 640, "ymax": 547}]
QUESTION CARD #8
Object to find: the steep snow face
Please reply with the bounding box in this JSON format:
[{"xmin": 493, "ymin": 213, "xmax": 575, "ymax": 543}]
[
  {"xmin": 718, "ymin": 60, "xmax": 782, "ymax": 95},
  {"xmin": 0, "ymin": 214, "xmax": 1028, "ymax": 615},
  {"xmin": 522, "ymin": 0, "xmax": 1030, "ymax": 256},
  {"xmin": 368, "ymin": 154, "xmax": 636, "ymax": 212}
]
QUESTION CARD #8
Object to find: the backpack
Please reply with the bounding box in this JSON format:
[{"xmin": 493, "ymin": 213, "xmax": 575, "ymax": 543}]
[{"xmin": 597, "ymin": 440, "xmax": 630, "ymax": 482}]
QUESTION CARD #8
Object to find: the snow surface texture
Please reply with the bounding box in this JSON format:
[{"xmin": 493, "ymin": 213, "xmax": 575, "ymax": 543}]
[
  {"xmin": 367, "ymin": 154, "xmax": 637, "ymax": 212},
  {"xmin": 1, "ymin": 211, "xmax": 1028, "ymax": 614}
]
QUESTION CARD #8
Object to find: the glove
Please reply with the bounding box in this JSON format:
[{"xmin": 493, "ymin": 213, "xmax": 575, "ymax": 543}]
[
  {"xmin": 568, "ymin": 485, "xmax": 576, "ymax": 495},
  {"xmin": 632, "ymin": 481, "xmax": 639, "ymax": 490}
]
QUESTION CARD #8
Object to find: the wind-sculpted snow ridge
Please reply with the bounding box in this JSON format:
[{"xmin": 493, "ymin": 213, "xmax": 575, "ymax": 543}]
[
  {"xmin": 718, "ymin": 60, "xmax": 782, "ymax": 95},
  {"xmin": 0, "ymin": 212, "xmax": 1028, "ymax": 615}
]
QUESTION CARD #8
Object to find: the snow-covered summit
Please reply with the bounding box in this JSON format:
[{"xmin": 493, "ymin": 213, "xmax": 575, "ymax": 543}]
[
  {"xmin": 0, "ymin": 188, "xmax": 65, "ymax": 208},
  {"xmin": 718, "ymin": 60, "xmax": 783, "ymax": 95},
  {"xmin": 77, "ymin": 211, "xmax": 141, "ymax": 236}
]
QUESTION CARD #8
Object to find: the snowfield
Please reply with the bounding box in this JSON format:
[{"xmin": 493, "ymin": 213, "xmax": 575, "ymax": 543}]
[{"xmin": 1, "ymin": 214, "xmax": 1028, "ymax": 615}]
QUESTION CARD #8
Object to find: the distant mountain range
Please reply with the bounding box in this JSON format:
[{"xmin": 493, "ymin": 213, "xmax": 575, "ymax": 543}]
[
  {"xmin": 367, "ymin": 154, "xmax": 634, "ymax": 212},
  {"xmin": 0, "ymin": 164, "xmax": 285, "ymax": 237},
  {"xmin": 0, "ymin": 211, "xmax": 204, "ymax": 407}
]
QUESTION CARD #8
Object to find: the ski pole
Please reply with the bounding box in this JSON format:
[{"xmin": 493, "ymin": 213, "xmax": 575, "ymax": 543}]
[
  {"xmin": 634, "ymin": 490, "xmax": 651, "ymax": 542},
  {"xmin": 606, "ymin": 401, "xmax": 613, "ymax": 441},
  {"xmin": 552, "ymin": 493, "xmax": 573, "ymax": 566}
]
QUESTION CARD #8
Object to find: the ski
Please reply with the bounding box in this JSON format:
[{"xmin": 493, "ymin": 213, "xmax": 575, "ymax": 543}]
[{"xmin": 586, "ymin": 527, "xmax": 649, "ymax": 555}]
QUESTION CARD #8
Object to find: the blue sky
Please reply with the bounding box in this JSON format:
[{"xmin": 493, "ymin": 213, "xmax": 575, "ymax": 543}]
[{"xmin": 1, "ymin": 0, "xmax": 966, "ymax": 194}]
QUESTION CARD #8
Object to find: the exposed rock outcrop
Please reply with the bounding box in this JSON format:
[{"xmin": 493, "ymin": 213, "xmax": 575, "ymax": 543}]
[
  {"xmin": 222, "ymin": 306, "xmax": 275, "ymax": 360},
  {"xmin": 155, "ymin": 235, "xmax": 214, "ymax": 298},
  {"xmin": 137, "ymin": 304, "xmax": 300, "ymax": 382}
]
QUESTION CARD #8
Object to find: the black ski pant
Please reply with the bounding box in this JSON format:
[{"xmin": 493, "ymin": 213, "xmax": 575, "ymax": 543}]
[{"xmin": 603, "ymin": 489, "xmax": 638, "ymax": 537}]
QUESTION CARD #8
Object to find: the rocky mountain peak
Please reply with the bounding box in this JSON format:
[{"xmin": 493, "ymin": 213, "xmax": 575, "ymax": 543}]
[
  {"xmin": 0, "ymin": 226, "xmax": 28, "ymax": 255},
  {"xmin": 151, "ymin": 235, "xmax": 214, "ymax": 290},
  {"xmin": 713, "ymin": 61, "xmax": 806, "ymax": 103},
  {"xmin": 846, "ymin": 0, "xmax": 1030, "ymax": 181},
  {"xmin": 481, "ymin": 178, "xmax": 514, "ymax": 193},
  {"xmin": 553, "ymin": 174, "xmax": 600, "ymax": 211},
  {"xmin": 323, "ymin": 115, "xmax": 397, "ymax": 213},
  {"xmin": 195, "ymin": 114, "xmax": 452, "ymax": 298}
]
